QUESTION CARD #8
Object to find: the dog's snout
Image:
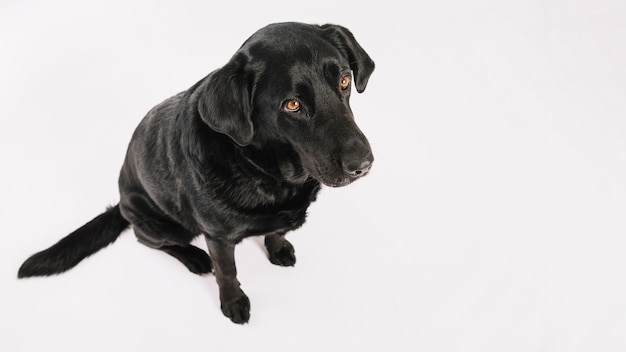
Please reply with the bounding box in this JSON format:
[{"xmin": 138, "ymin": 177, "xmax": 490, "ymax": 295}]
[
  {"xmin": 344, "ymin": 158, "xmax": 373, "ymax": 178},
  {"xmin": 340, "ymin": 132, "xmax": 374, "ymax": 180}
]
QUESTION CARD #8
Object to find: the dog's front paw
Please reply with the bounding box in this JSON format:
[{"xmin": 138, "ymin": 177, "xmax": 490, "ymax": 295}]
[
  {"xmin": 221, "ymin": 294, "xmax": 251, "ymax": 324},
  {"xmin": 265, "ymin": 235, "xmax": 296, "ymax": 266},
  {"xmin": 269, "ymin": 243, "xmax": 296, "ymax": 266}
]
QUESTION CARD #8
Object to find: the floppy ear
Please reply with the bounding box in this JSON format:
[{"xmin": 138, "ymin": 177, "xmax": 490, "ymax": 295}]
[
  {"xmin": 321, "ymin": 24, "xmax": 375, "ymax": 93},
  {"xmin": 198, "ymin": 53, "xmax": 254, "ymax": 146}
]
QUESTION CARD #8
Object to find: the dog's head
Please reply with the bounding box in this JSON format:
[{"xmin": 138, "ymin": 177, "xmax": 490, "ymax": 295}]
[{"xmin": 198, "ymin": 22, "xmax": 375, "ymax": 187}]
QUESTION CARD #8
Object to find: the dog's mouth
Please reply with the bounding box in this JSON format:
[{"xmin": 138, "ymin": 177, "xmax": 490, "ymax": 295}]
[
  {"xmin": 323, "ymin": 176, "xmax": 356, "ymax": 188},
  {"xmin": 278, "ymin": 159, "xmax": 309, "ymax": 184},
  {"xmin": 290, "ymin": 140, "xmax": 373, "ymax": 187},
  {"xmin": 306, "ymin": 161, "xmax": 372, "ymax": 188}
]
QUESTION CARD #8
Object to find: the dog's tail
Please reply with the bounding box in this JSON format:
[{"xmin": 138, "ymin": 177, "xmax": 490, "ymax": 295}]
[{"xmin": 18, "ymin": 204, "xmax": 130, "ymax": 278}]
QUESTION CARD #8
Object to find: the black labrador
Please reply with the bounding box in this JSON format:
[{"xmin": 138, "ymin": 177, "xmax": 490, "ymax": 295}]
[{"xmin": 18, "ymin": 22, "xmax": 374, "ymax": 324}]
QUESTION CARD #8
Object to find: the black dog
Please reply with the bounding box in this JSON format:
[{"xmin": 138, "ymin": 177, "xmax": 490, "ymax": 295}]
[{"xmin": 18, "ymin": 22, "xmax": 374, "ymax": 324}]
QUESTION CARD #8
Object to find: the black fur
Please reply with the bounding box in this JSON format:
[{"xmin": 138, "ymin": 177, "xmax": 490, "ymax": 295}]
[
  {"xmin": 18, "ymin": 22, "xmax": 375, "ymax": 324},
  {"xmin": 18, "ymin": 205, "xmax": 129, "ymax": 278}
]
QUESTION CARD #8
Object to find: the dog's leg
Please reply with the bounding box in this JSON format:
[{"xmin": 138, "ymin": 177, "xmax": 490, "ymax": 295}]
[
  {"xmin": 264, "ymin": 233, "xmax": 296, "ymax": 266},
  {"xmin": 132, "ymin": 224, "xmax": 213, "ymax": 275},
  {"xmin": 205, "ymin": 238, "xmax": 250, "ymax": 324},
  {"xmin": 120, "ymin": 198, "xmax": 212, "ymax": 275},
  {"xmin": 159, "ymin": 245, "xmax": 213, "ymax": 275}
]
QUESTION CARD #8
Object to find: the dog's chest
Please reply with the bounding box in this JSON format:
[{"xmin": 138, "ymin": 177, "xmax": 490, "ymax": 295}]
[{"xmin": 212, "ymin": 178, "xmax": 320, "ymax": 239}]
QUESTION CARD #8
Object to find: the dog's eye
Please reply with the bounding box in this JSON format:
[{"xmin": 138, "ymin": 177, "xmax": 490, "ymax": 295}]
[
  {"xmin": 339, "ymin": 75, "xmax": 351, "ymax": 90},
  {"xmin": 284, "ymin": 99, "xmax": 301, "ymax": 112}
]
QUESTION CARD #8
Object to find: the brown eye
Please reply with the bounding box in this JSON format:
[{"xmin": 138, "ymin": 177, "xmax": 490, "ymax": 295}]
[
  {"xmin": 339, "ymin": 75, "xmax": 351, "ymax": 90},
  {"xmin": 284, "ymin": 99, "xmax": 301, "ymax": 112}
]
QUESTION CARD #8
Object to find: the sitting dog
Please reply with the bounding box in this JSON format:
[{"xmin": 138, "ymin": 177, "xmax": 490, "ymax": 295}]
[{"xmin": 18, "ymin": 22, "xmax": 375, "ymax": 324}]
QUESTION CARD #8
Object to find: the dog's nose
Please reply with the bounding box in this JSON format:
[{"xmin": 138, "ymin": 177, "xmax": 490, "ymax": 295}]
[{"xmin": 344, "ymin": 157, "xmax": 373, "ymax": 178}]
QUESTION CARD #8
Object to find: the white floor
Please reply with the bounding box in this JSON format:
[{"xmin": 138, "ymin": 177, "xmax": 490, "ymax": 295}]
[{"xmin": 1, "ymin": 1, "xmax": 625, "ymax": 351}]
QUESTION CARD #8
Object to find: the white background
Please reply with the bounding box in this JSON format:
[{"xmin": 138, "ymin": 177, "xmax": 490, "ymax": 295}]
[{"xmin": 1, "ymin": 0, "xmax": 625, "ymax": 351}]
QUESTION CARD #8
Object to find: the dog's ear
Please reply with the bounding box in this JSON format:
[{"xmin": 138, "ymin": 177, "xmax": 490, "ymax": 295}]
[
  {"xmin": 321, "ymin": 24, "xmax": 375, "ymax": 93},
  {"xmin": 198, "ymin": 53, "xmax": 254, "ymax": 146}
]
